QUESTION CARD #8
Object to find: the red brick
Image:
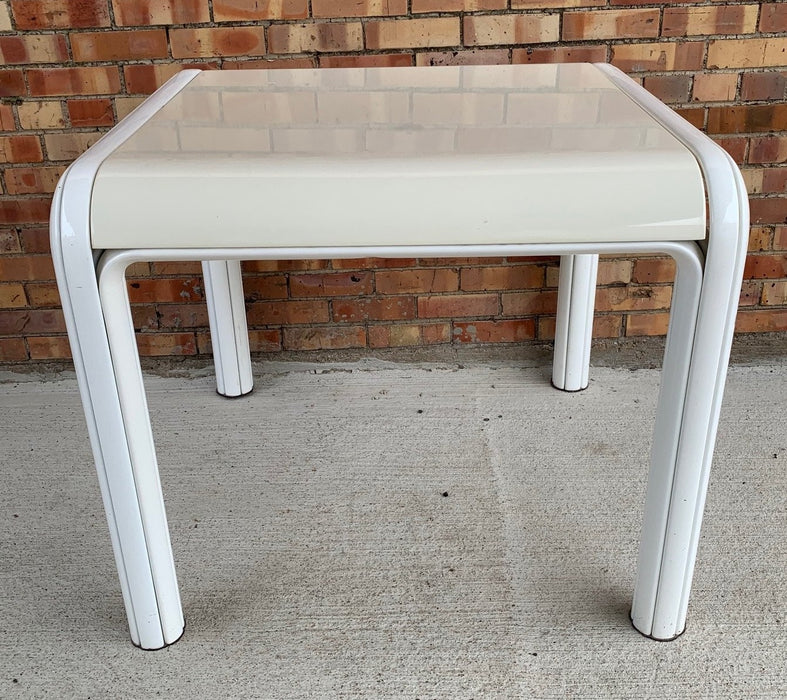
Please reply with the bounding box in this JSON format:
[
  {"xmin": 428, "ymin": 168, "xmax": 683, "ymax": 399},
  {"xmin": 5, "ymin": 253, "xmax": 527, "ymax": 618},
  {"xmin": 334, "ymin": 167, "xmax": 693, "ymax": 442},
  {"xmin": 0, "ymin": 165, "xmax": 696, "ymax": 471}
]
[
  {"xmin": 71, "ymin": 29, "xmax": 168, "ymax": 62},
  {"xmin": 743, "ymin": 253, "xmax": 787, "ymax": 278},
  {"xmin": 136, "ymin": 332, "xmax": 197, "ymax": 356},
  {"xmin": 241, "ymin": 275, "xmax": 288, "ymax": 301},
  {"xmin": 11, "ymin": 0, "xmax": 110, "ymax": 29},
  {"xmin": 0, "ymin": 337, "xmax": 28, "ymax": 362},
  {"xmin": 453, "ymin": 319, "xmax": 535, "ymax": 344},
  {"xmin": 715, "ymin": 136, "xmax": 747, "ymax": 164},
  {"xmin": 625, "ymin": 312, "xmax": 671, "ymax": 337},
  {"xmin": 513, "ymin": 0, "xmax": 603, "ymax": 6},
  {"xmin": 748, "ymin": 136, "xmax": 787, "ymax": 165},
  {"xmin": 707, "ymin": 105, "xmax": 787, "ymax": 135},
  {"xmin": 692, "ymin": 72, "xmax": 738, "ymax": 103},
  {"xmin": 0, "ymin": 254, "xmax": 54, "ymax": 280},
  {"xmin": 290, "ymin": 271, "xmax": 373, "ymax": 298},
  {"xmin": 17, "ymin": 101, "xmax": 65, "ymax": 129},
  {"xmin": 247, "ymin": 329, "xmax": 282, "ymax": 353},
  {"xmin": 415, "ymin": 0, "xmax": 503, "ymax": 10},
  {"xmin": 763, "ymin": 170, "xmax": 787, "ymax": 195},
  {"xmin": 643, "ymin": 74, "xmax": 692, "ymax": 104},
  {"xmin": 632, "ymin": 258, "xmax": 676, "ymax": 284},
  {"xmin": 760, "ymin": 3, "xmax": 787, "ymax": 33},
  {"xmin": 662, "ymin": 5, "xmax": 759, "ymax": 37},
  {"xmin": 223, "ymin": 57, "xmax": 315, "ymax": 70},
  {"xmin": 597, "ymin": 259, "xmax": 633, "ymax": 286},
  {"xmin": 18, "ymin": 227, "xmax": 49, "ymax": 253},
  {"xmin": 748, "ymin": 226, "xmax": 773, "ymax": 252},
  {"xmin": 27, "ymin": 335, "xmax": 71, "ymax": 359},
  {"xmin": 0, "ymin": 229, "xmax": 21, "ymax": 253},
  {"xmin": 735, "ymin": 309, "xmax": 787, "ymax": 333},
  {"xmin": 595, "ymin": 285, "xmax": 672, "ymax": 312},
  {"xmin": 242, "ymin": 259, "xmax": 329, "ymax": 272},
  {"xmin": 333, "ymin": 297, "xmax": 415, "ymax": 322},
  {"xmin": 44, "ymin": 132, "xmax": 102, "ymax": 161},
  {"xmin": 67, "ymin": 98, "xmax": 114, "ymax": 127},
  {"xmin": 124, "ymin": 64, "xmax": 202, "ymax": 94},
  {"xmin": 741, "ymin": 72, "xmax": 787, "ymax": 102},
  {"xmin": 376, "ymin": 269, "xmax": 458, "ymax": 294},
  {"xmin": 0, "ymin": 104, "xmax": 13, "ymax": 131},
  {"xmin": 512, "ymin": 46, "xmax": 607, "ymax": 65},
  {"xmin": 214, "ymin": 0, "xmax": 308, "ymax": 21},
  {"xmin": 501, "ymin": 290, "xmax": 557, "ymax": 316},
  {"xmin": 313, "ymin": 0, "xmax": 406, "ymax": 18},
  {"xmin": 417, "ymin": 293, "xmax": 497, "ymax": 318},
  {"xmin": 283, "ymin": 326, "xmax": 366, "ymax": 350},
  {"xmin": 675, "ymin": 107, "xmax": 705, "ymax": 129},
  {"xmin": 464, "ymin": 14, "xmax": 558, "ymax": 46},
  {"xmin": 0, "ymin": 136, "xmax": 43, "ymax": 164},
  {"xmin": 145, "ymin": 262, "xmax": 194, "ymax": 275},
  {"xmin": 775, "ymin": 226, "xmax": 787, "ymax": 250},
  {"xmin": 157, "ymin": 304, "xmax": 209, "ymax": 329},
  {"xmin": 126, "ymin": 277, "xmax": 204, "ymax": 304},
  {"xmin": 331, "ymin": 258, "xmax": 415, "ymax": 270},
  {"xmin": 611, "ymin": 42, "xmax": 704, "ymax": 72},
  {"xmin": 460, "ymin": 265, "xmax": 544, "ymax": 291},
  {"xmin": 761, "ymin": 281, "xmax": 787, "ymax": 306},
  {"xmin": 419, "ymin": 257, "xmax": 505, "ymax": 267},
  {"xmin": 0, "ymin": 199, "xmax": 51, "ymax": 224},
  {"xmin": 170, "ymin": 27, "xmax": 266, "ymax": 58},
  {"xmin": 0, "ymin": 69, "xmax": 25, "ymax": 97},
  {"xmin": 111, "ymin": 0, "xmax": 210, "ymax": 26},
  {"xmin": 0, "ymin": 34, "xmax": 69, "ymax": 64},
  {"xmin": 368, "ymin": 322, "xmax": 450, "ymax": 348},
  {"xmin": 246, "ymin": 300, "xmax": 329, "ymax": 325},
  {"xmin": 4, "ymin": 166, "xmax": 65, "ymax": 194},
  {"xmin": 24, "ymin": 281, "xmax": 59, "ymax": 306},
  {"xmin": 267, "ymin": 22, "xmax": 362, "ymax": 54},
  {"xmin": 416, "ymin": 49, "xmax": 508, "ymax": 67},
  {"xmin": 0, "ymin": 282, "xmax": 26, "ymax": 308},
  {"xmin": 130, "ymin": 304, "xmax": 158, "ymax": 330},
  {"xmin": 563, "ymin": 9, "xmax": 659, "ymax": 41},
  {"xmin": 321, "ymin": 54, "xmax": 413, "ymax": 68},
  {"xmin": 366, "ymin": 18, "xmax": 460, "ymax": 50},
  {"xmin": 28, "ymin": 67, "xmax": 120, "ymax": 96},
  {"xmin": 0, "ymin": 308, "xmax": 65, "ymax": 334},
  {"xmin": 708, "ymin": 38, "xmax": 787, "ymax": 69},
  {"xmin": 750, "ymin": 199, "xmax": 787, "ymax": 225},
  {"xmin": 739, "ymin": 280, "xmax": 761, "ymax": 306}
]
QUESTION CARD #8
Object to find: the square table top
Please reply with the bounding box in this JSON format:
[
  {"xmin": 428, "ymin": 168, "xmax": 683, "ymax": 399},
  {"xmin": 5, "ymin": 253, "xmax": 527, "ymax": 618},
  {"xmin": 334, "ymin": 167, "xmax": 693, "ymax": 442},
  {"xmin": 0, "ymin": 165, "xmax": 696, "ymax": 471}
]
[{"xmin": 90, "ymin": 64, "xmax": 706, "ymax": 249}]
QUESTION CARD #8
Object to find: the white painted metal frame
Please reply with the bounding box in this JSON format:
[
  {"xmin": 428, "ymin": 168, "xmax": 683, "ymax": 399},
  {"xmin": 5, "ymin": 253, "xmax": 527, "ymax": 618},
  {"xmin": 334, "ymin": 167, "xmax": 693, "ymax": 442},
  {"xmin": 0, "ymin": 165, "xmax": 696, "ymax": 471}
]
[
  {"xmin": 203, "ymin": 252, "xmax": 596, "ymax": 396},
  {"xmin": 50, "ymin": 65, "xmax": 748, "ymax": 649},
  {"xmin": 553, "ymin": 254, "xmax": 598, "ymax": 391},
  {"xmin": 202, "ymin": 260, "xmax": 253, "ymax": 397}
]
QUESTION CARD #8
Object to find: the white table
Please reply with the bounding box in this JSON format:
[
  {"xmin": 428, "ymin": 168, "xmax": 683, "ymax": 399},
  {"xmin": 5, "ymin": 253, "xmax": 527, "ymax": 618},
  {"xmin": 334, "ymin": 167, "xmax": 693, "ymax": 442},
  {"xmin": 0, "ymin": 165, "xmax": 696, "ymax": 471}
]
[{"xmin": 51, "ymin": 63, "xmax": 748, "ymax": 649}]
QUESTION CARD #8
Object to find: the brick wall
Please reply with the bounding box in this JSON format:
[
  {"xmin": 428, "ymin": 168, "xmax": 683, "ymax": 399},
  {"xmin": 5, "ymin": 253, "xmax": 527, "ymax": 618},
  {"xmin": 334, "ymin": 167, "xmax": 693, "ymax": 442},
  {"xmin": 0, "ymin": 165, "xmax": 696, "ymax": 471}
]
[{"xmin": 0, "ymin": 0, "xmax": 785, "ymax": 362}]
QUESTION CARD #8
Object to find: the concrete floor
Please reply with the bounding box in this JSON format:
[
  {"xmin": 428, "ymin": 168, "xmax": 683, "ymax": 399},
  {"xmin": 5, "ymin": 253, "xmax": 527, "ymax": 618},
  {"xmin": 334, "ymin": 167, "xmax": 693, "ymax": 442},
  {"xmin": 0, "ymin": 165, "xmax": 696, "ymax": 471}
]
[{"xmin": 1, "ymin": 350, "xmax": 785, "ymax": 698}]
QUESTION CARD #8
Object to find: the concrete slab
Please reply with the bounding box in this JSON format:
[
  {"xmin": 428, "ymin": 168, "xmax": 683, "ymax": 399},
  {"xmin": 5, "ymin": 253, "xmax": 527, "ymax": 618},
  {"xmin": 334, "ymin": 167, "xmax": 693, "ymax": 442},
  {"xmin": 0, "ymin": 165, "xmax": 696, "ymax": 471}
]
[{"xmin": 1, "ymin": 358, "xmax": 785, "ymax": 697}]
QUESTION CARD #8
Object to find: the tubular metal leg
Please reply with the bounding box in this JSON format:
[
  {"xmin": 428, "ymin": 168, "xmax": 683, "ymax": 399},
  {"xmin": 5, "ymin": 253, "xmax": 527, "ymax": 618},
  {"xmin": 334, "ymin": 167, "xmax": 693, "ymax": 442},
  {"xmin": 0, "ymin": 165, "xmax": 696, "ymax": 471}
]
[
  {"xmin": 630, "ymin": 155, "xmax": 749, "ymax": 641},
  {"xmin": 51, "ymin": 173, "xmax": 184, "ymax": 651},
  {"xmin": 553, "ymin": 254, "xmax": 598, "ymax": 391},
  {"xmin": 202, "ymin": 260, "xmax": 253, "ymax": 397}
]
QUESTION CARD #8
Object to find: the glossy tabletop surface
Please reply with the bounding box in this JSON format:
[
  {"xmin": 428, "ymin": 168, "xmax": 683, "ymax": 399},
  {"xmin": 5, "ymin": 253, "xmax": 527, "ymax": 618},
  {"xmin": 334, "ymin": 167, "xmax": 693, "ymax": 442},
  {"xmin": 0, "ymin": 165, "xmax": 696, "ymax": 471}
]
[{"xmin": 91, "ymin": 64, "xmax": 706, "ymax": 249}]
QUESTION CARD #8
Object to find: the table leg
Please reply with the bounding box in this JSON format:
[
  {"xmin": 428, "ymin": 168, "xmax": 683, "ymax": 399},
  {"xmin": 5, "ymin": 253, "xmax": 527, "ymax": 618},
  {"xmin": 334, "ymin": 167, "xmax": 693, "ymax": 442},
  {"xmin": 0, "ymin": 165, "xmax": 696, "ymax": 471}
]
[
  {"xmin": 51, "ymin": 177, "xmax": 184, "ymax": 650},
  {"xmin": 631, "ymin": 153, "xmax": 749, "ymax": 640},
  {"xmin": 553, "ymin": 254, "xmax": 598, "ymax": 391},
  {"xmin": 202, "ymin": 260, "xmax": 253, "ymax": 397}
]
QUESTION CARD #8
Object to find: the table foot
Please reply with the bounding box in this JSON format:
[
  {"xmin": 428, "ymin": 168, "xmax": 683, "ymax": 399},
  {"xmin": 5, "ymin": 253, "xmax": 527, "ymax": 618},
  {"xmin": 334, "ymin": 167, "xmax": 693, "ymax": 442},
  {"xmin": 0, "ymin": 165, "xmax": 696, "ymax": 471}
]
[
  {"xmin": 552, "ymin": 254, "xmax": 598, "ymax": 392},
  {"xmin": 202, "ymin": 260, "xmax": 254, "ymax": 398}
]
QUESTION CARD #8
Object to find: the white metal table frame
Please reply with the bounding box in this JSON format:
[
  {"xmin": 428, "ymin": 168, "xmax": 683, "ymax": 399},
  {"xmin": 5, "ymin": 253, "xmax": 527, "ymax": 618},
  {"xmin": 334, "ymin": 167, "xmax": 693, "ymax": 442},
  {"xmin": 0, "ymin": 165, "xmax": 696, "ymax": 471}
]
[{"xmin": 51, "ymin": 64, "xmax": 748, "ymax": 650}]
